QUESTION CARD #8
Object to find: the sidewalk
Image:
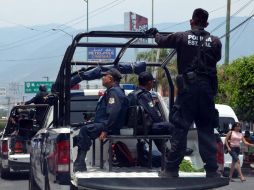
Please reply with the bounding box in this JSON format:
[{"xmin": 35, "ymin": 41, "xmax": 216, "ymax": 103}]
[{"xmin": 242, "ymin": 165, "xmax": 254, "ymax": 176}]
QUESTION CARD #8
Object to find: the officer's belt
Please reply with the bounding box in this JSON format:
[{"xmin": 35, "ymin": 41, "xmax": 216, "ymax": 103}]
[{"xmin": 182, "ymin": 71, "xmax": 212, "ymax": 82}]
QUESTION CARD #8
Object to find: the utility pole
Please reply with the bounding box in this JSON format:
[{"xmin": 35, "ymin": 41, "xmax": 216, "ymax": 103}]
[
  {"xmin": 152, "ymin": 0, "xmax": 154, "ymax": 28},
  {"xmin": 224, "ymin": 0, "xmax": 231, "ymax": 64},
  {"xmin": 84, "ymin": 0, "xmax": 89, "ymax": 87}
]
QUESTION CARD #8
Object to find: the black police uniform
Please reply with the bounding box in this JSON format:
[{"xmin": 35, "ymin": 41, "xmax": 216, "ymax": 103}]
[
  {"xmin": 128, "ymin": 87, "xmax": 170, "ymax": 152},
  {"xmin": 25, "ymin": 90, "xmax": 48, "ymax": 126},
  {"xmin": 77, "ymin": 85, "xmax": 128, "ymax": 152},
  {"xmin": 156, "ymin": 29, "xmax": 222, "ymax": 174}
]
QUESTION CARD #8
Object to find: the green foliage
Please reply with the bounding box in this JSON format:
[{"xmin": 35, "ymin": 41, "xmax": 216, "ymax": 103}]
[
  {"xmin": 179, "ymin": 159, "xmax": 204, "ymax": 172},
  {"xmin": 179, "ymin": 159, "xmax": 195, "ymax": 172},
  {"xmin": 217, "ymin": 55, "xmax": 254, "ymax": 121},
  {"xmin": 133, "ymin": 49, "xmax": 177, "ymax": 96}
]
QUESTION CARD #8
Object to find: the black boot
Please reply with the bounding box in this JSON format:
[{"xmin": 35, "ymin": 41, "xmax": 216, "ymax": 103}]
[
  {"xmin": 74, "ymin": 149, "xmax": 87, "ymax": 172},
  {"xmin": 158, "ymin": 169, "xmax": 179, "ymax": 178}
]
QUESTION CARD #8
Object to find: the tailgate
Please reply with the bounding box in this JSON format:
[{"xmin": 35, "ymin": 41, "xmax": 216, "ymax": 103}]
[
  {"xmin": 76, "ymin": 177, "xmax": 229, "ymax": 190},
  {"xmin": 9, "ymin": 154, "xmax": 30, "ymax": 163}
]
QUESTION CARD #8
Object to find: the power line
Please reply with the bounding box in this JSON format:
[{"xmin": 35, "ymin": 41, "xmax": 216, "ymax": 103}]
[
  {"xmin": 0, "ymin": 0, "xmax": 125, "ymax": 51},
  {"xmin": 229, "ymin": 8, "xmax": 254, "ymax": 49},
  {"xmin": 211, "ymin": 0, "xmax": 254, "ymax": 33},
  {"xmin": 219, "ymin": 13, "xmax": 254, "ymax": 39},
  {"xmin": 160, "ymin": 0, "xmax": 243, "ymax": 31}
]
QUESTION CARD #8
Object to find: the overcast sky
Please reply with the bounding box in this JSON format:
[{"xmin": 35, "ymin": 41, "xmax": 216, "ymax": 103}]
[{"xmin": 0, "ymin": 0, "xmax": 253, "ymax": 29}]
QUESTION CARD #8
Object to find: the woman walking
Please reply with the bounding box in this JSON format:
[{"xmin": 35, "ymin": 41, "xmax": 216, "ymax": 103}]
[{"xmin": 225, "ymin": 122, "xmax": 254, "ymax": 182}]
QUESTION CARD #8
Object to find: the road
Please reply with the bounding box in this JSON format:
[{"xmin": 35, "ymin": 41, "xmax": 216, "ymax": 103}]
[
  {"xmin": 0, "ymin": 172, "xmax": 28, "ymax": 190},
  {"xmin": 0, "ymin": 170, "xmax": 253, "ymax": 190}
]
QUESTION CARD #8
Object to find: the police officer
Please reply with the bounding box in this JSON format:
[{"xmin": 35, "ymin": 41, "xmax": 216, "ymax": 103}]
[
  {"xmin": 154, "ymin": 8, "xmax": 222, "ymax": 178},
  {"xmin": 128, "ymin": 71, "xmax": 171, "ymax": 153},
  {"xmin": 25, "ymin": 85, "xmax": 49, "ymax": 126},
  {"xmin": 74, "ymin": 68, "xmax": 128, "ymax": 172}
]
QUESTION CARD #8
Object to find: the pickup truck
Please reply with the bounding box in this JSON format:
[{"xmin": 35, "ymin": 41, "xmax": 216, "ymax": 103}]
[
  {"xmin": 0, "ymin": 105, "xmax": 48, "ymax": 178},
  {"xmin": 29, "ymin": 31, "xmax": 229, "ymax": 190}
]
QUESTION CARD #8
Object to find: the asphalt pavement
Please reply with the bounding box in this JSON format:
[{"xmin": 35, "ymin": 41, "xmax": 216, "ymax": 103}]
[{"xmin": 0, "ymin": 168, "xmax": 253, "ymax": 190}]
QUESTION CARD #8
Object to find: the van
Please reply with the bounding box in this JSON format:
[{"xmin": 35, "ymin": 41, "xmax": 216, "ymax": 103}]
[{"xmin": 215, "ymin": 104, "xmax": 243, "ymax": 177}]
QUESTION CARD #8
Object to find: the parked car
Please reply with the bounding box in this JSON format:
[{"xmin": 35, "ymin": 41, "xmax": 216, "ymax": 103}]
[
  {"xmin": 0, "ymin": 104, "xmax": 48, "ymax": 178},
  {"xmin": 29, "ymin": 31, "xmax": 229, "ymax": 190}
]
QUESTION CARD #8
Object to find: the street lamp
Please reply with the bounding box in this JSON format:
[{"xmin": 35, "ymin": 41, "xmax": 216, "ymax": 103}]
[
  {"xmin": 83, "ymin": 0, "xmax": 89, "ymax": 33},
  {"xmin": 52, "ymin": 28, "xmax": 73, "ymax": 40},
  {"xmin": 42, "ymin": 76, "xmax": 49, "ymax": 82}
]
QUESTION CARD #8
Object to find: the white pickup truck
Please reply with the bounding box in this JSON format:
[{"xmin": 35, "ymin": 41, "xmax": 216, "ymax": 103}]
[{"xmin": 28, "ymin": 31, "xmax": 229, "ymax": 190}]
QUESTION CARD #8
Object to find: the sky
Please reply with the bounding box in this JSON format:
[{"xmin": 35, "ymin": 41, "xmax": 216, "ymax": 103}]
[{"xmin": 0, "ymin": 0, "xmax": 253, "ymax": 29}]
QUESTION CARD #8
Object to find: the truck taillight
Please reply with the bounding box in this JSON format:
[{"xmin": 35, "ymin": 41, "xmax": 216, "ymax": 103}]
[
  {"xmin": 14, "ymin": 141, "xmax": 23, "ymax": 153},
  {"xmin": 56, "ymin": 140, "xmax": 70, "ymax": 172},
  {"xmin": 2, "ymin": 141, "xmax": 8, "ymax": 155}
]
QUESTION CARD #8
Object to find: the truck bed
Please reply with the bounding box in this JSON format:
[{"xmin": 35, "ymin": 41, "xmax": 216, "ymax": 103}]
[{"xmin": 72, "ymin": 167, "xmax": 229, "ymax": 190}]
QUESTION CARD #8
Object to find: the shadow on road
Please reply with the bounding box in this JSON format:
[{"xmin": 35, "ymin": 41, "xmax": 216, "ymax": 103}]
[{"xmin": 4, "ymin": 172, "xmax": 29, "ymax": 181}]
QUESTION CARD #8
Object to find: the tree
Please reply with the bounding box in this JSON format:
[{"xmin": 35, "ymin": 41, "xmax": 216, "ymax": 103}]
[
  {"xmin": 135, "ymin": 49, "xmax": 177, "ymax": 96},
  {"xmin": 217, "ymin": 55, "xmax": 254, "ymax": 121}
]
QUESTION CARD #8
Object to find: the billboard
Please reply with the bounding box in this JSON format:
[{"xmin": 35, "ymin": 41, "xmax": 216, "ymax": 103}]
[
  {"xmin": 87, "ymin": 47, "xmax": 116, "ymax": 62},
  {"xmin": 124, "ymin": 12, "xmax": 148, "ymax": 32}
]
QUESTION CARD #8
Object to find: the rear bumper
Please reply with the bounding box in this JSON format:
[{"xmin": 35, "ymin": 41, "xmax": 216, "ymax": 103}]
[
  {"xmin": 8, "ymin": 160, "xmax": 30, "ymax": 172},
  {"xmin": 76, "ymin": 177, "xmax": 229, "ymax": 190}
]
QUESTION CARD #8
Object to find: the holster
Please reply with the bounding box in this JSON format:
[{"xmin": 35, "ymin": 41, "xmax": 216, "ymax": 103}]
[{"xmin": 176, "ymin": 72, "xmax": 197, "ymax": 92}]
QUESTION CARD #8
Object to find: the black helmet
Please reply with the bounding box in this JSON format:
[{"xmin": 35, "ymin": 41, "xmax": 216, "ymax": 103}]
[{"xmin": 39, "ymin": 85, "xmax": 47, "ymax": 92}]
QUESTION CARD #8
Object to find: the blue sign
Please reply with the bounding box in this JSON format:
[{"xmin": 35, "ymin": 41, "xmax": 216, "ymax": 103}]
[{"xmin": 87, "ymin": 47, "xmax": 116, "ymax": 61}]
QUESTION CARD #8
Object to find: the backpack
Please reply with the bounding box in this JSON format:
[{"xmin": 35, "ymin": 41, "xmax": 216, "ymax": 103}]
[
  {"xmin": 127, "ymin": 90, "xmax": 152, "ymax": 135},
  {"xmin": 112, "ymin": 141, "xmax": 136, "ymax": 167}
]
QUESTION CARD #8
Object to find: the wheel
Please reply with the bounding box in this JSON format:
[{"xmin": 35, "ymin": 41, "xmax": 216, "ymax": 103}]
[
  {"xmin": 29, "ymin": 166, "xmax": 40, "ymax": 190},
  {"xmin": 70, "ymin": 183, "xmax": 78, "ymax": 190},
  {"xmin": 0, "ymin": 163, "xmax": 10, "ymax": 179},
  {"xmin": 44, "ymin": 176, "xmax": 50, "ymax": 190}
]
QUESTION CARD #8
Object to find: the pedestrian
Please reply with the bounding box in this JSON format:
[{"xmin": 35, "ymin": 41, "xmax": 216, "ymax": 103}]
[
  {"xmin": 73, "ymin": 68, "xmax": 128, "ymax": 172},
  {"xmin": 153, "ymin": 8, "xmax": 222, "ymax": 178},
  {"xmin": 225, "ymin": 122, "xmax": 254, "ymax": 182},
  {"xmin": 128, "ymin": 71, "xmax": 172, "ymax": 154},
  {"xmin": 25, "ymin": 85, "xmax": 49, "ymax": 126}
]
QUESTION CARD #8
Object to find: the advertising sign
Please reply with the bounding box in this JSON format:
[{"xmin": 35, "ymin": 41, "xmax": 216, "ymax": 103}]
[
  {"xmin": 0, "ymin": 87, "xmax": 6, "ymax": 96},
  {"xmin": 25, "ymin": 81, "xmax": 54, "ymax": 93},
  {"xmin": 124, "ymin": 12, "xmax": 148, "ymax": 32},
  {"xmin": 124, "ymin": 12, "xmax": 148, "ymax": 44},
  {"xmin": 87, "ymin": 47, "xmax": 116, "ymax": 62}
]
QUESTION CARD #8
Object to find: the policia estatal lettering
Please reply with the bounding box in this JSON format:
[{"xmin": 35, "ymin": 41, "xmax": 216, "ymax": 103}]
[
  {"xmin": 154, "ymin": 8, "xmax": 222, "ymax": 178},
  {"xmin": 73, "ymin": 68, "xmax": 128, "ymax": 172}
]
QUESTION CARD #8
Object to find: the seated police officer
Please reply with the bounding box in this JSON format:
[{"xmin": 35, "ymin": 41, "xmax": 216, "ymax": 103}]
[
  {"xmin": 74, "ymin": 68, "xmax": 128, "ymax": 172},
  {"xmin": 128, "ymin": 71, "xmax": 172, "ymax": 154}
]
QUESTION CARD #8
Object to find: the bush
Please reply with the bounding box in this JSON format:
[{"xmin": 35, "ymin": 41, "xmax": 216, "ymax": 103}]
[{"xmin": 179, "ymin": 159, "xmax": 204, "ymax": 172}]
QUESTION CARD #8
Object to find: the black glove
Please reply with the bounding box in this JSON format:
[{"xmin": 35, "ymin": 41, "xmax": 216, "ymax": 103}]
[{"xmin": 145, "ymin": 28, "xmax": 159, "ymax": 36}]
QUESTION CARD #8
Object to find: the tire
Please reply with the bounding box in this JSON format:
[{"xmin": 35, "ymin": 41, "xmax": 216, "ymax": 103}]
[
  {"xmin": 0, "ymin": 163, "xmax": 10, "ymax": 179},
  {"xmin": 0, "ymin": 168, "xmax": 10, "ymax": 179},
  {"xmin": 29, "ymin": 166, "xmax": 40, "ymax": 190},
  {"xmin": 44, "ymin": 176, "xmax": 50, "ymax": 190},
  {"xmin": 70, "ymin": 183, "xmax": 78, "ymax": 190}
]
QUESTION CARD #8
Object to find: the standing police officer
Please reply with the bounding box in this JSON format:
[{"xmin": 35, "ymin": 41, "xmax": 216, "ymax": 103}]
[
  {"xmin": 154, "ymin": 8, "xmax": 222, "ymax": 177},
  {"xmin": 74, "ymin": 68, "xmax": 128, "ymax": 172},
  {"xmin": 128, "ymin": 71, "xmax": 171, "ymax": 153}
]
